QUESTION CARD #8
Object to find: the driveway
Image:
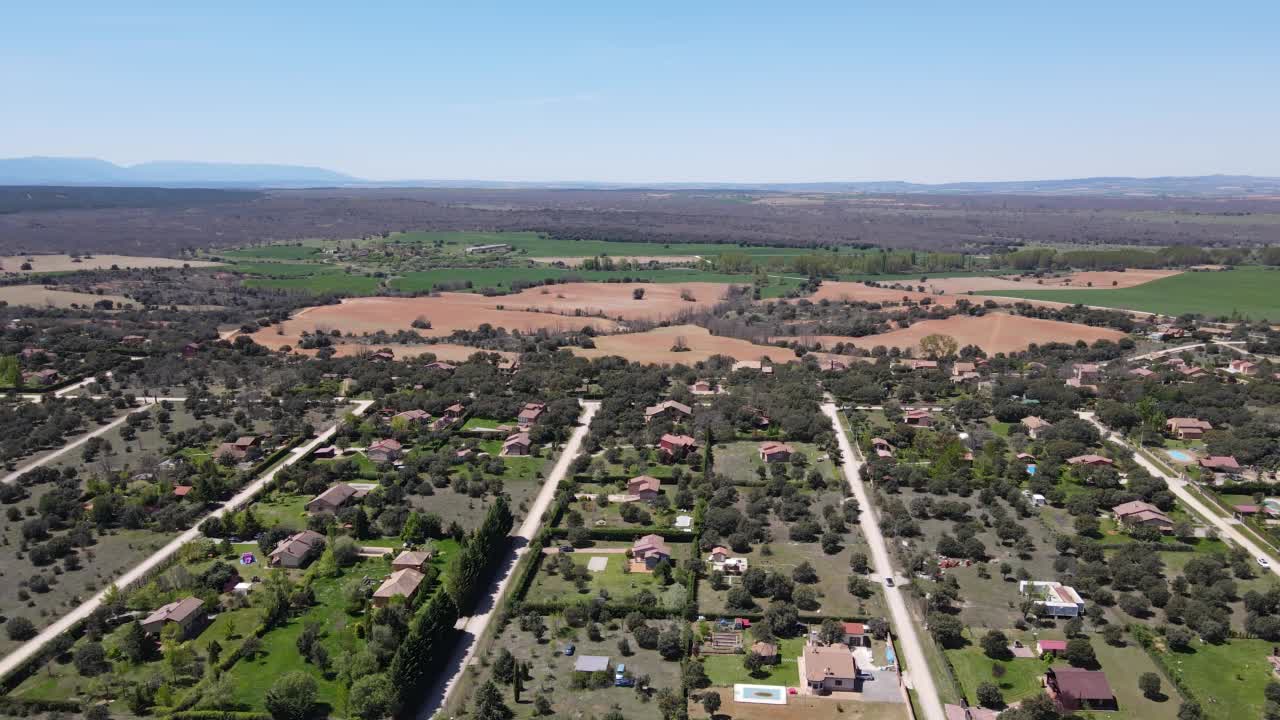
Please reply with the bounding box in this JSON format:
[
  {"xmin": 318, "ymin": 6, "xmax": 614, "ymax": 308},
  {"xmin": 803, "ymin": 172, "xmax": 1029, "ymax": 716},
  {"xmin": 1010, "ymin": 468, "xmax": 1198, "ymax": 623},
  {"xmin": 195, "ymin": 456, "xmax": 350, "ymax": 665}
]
[
  {"xmin": 417, "ymin": 400, "xmax": 600, "ymax": 719},
  {"xmin": 823, "ymin": 403, "xmax": 946, "ymax": 720}
]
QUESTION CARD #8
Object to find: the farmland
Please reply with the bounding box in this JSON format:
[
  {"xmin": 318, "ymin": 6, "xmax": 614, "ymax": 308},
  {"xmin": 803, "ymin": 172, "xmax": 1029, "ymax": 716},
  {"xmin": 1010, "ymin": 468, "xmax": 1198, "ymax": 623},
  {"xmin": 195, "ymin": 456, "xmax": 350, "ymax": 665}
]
[
  {"xmin": 976, "ymin": 266, "xmax": 1280, "ymax": 320},
  {"xmin": 817, "ymin": 312, "xmax": 1128, "ymax": 355}
]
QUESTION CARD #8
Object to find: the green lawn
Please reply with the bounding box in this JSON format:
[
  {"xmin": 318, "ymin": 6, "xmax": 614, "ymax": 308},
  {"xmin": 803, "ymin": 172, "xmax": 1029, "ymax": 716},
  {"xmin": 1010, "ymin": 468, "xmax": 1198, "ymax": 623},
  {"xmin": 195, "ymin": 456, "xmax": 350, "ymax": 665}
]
[
  {"xmin": 525, "ymin": 546, "xmax": 687, "ymax": 608},
  {"xmin": 461, "ymin": 417, "xmax": 514, "ymax": 431},
  {"xmin": 1161, "ymin": 638, "xmax": 1273, "ymax": 720},
  {"xmin": 945, "ymin": 643, "xmax": 1050, "ymax": 706},
  {"xmin": 223, "ymin": 560, "xmax": 385, "ymax": 715},
  {"xmin": 1090, "ymin": 636, "xmax": 1182, "ymax": 720},
  {"xmin": 251, "ymin": 493, "xmax": 311, "ymax": 530},
  {"xmin": 702, "ymin": 637, "xmax": 804, "ymax": 686},
  {"xmin": 976, "ymin": 266, "xmax": 1280, "ymax": 321}
]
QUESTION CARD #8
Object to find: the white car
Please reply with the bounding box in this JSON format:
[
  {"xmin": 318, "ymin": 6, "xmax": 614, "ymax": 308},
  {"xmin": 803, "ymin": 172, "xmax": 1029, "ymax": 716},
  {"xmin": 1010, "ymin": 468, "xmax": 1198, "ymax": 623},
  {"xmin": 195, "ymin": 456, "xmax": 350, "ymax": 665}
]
[{"xmin": 1259, "ymin": 557, "xmax": 1271, "ymax": 568}]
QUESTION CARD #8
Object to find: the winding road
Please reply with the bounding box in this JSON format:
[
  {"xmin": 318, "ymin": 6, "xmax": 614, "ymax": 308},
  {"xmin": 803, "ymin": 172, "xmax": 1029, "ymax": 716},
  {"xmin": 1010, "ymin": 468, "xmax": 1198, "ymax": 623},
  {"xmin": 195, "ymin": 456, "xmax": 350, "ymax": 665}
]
[
  {"xmin": 1077, "ymin": 410, "xmax": 1280, "ymax": 578},
  {"xmin": 418, "ymin": 400, "xmax": 600, "ymax": 720},
  {"xmin": 823, "ymin": 403, "xmax": 946, "ymax": 720},
  {"xmin": 0, "ymin": 398, "xmax": 374, "ymax": 681}
]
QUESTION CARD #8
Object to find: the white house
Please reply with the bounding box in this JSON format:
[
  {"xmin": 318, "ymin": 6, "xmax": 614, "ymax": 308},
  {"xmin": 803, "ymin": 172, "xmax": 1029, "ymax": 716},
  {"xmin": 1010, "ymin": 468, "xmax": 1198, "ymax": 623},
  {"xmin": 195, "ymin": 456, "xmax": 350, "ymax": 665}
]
[{"xmin": 1018, "ymin": 580, "xmax": 1085, "ymax": 618}]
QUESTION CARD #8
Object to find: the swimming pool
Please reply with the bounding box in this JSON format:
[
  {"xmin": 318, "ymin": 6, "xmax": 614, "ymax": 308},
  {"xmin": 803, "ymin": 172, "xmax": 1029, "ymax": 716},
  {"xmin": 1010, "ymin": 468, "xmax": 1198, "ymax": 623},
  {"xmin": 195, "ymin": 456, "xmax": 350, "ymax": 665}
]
[
  {"xmin": 886, "ymin": 646, "xmax": 897, "ymax": 665},
  {"xmin": 1026, "ymin": 464, "xmax": 1038, "ymax": 476},
  {"xmin": 734, "ymin": 684, "xmax": 787, "ymax": 705},
  {"xmin": 1168, "ymin": 450, "xmax": 1193, "ymax": 462}
]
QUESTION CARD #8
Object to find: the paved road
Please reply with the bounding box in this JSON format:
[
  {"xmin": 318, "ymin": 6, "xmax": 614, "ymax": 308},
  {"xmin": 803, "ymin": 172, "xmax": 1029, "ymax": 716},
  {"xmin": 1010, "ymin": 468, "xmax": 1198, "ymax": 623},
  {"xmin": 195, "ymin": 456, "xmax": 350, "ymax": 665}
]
[
  {"xmin": 0, "ymin": 399, "xmax": 165, "ymax": 486},
  {"xmin": 418, "ymin": 400, "xmax": 599, "ymax": 720},
  {"xmin": 0, "ymin": 398, "xmax": 374, "ymax": 681},
  {"xmin": 1123, "ymin": 340, "xmax": 1249, "ymax": 364},
  {"xmin": 1077, "ymin": 410, "xmax": 1280, "ymax": 578},
  {"xmin": 823, "ymin": 403, "xmax": 946, "ymax": 720}
]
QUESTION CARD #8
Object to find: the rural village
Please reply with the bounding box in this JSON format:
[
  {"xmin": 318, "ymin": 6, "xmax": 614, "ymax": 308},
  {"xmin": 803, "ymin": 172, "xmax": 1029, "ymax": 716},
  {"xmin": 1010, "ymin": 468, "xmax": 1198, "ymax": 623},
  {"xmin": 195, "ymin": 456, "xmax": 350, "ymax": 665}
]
[{"xmin": 0, "ymin": 218, "xmax": 1276, "ymax": 720}]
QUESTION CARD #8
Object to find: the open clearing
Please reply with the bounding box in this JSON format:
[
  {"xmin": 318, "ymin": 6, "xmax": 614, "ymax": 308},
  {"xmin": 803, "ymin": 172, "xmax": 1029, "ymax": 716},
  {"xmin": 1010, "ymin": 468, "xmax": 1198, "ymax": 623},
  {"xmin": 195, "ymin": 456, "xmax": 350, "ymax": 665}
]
[
  {"xmin": 813, "ymin": 312, "xmax": 1127, "ymax": 354},
  {"xmin": 250, "ymin": 282, "xmax": 736, "ymax": 349},
  {"xmin": 574, "ymin": 324, "xmax": 843, "ymax": 365},
  {"xmin": 0, "ymin": 285, "xmax": 134, "ymax": 308},
  {"xmin": 529, "ymin": 254, "xmax": 699, "ymax": 265},
  {"xmin": 0, "ymin": 254, "xmax": 220, "ymax": 274},
  {"xmin": 922, "ymin": 268, "xmax": 1181, "ymax": 294},
  {"xmin": 976, "ymin": 266, "xmax": 1280, "ymax": 320}
]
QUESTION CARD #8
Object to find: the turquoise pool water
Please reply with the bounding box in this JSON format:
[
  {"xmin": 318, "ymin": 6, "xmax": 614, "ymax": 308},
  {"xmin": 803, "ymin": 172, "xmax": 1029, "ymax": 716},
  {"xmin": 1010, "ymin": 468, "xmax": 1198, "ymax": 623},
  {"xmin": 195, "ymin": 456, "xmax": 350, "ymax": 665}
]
[
  {"xmin": 734, "ymin": 684, "xmax": 786, "ymax": 704},
  {"xmin": 1026, "ymin": 464, "xmax": 1038, "ymax": 476},
  {"xmin": 1168, "ymin": 450, "xmax": 1193, "ymax": 462},
  {"xmin": 886, "ymin": 646, "xmax": 897, "ymax": 665}
]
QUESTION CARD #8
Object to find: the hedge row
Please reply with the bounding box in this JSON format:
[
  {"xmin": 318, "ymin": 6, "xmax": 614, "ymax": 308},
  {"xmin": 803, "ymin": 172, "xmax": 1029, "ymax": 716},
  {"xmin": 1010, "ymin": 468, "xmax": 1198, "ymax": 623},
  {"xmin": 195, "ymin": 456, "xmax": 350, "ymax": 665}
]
[
  {"xmin": 548, "ymin": 527, "xmax": 698, "ymax": 542},
  {"xmin": 1129, "ymin": 624, "xmax": 1201, "ymax": 707},
  {"xmin": 0, "ymin": 696, "xmax": 82, "ymax": 714},
  {"xmin": 168, "ymin": 707, "xmax": 273, "ymax": 712}
]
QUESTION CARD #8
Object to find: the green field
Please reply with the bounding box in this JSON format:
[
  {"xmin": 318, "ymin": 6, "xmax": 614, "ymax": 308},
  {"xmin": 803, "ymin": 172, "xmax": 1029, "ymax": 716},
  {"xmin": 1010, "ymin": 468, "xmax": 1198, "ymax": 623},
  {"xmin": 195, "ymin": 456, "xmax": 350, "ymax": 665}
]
[
  {"xmin": 1161, "ymin": 638, "xmax": 1273, "ymax": 720},
  {"xmin": 386, "ymin": 230, "xmax": 851, "ymax": 259},
  {"xmin": 220, "ymin": 245, "xmax": 324, "ymax": 261},
  {"xmin": 976, "ymin": 266, "xmax": 1280, "ymax": 320},
  {"xmin": 390, "ymin": 267, "xmax": 802, "ymax": 297},
  {"xmin": 701, "ymin": 637, "xmax": 804, "ymax": 686},
  {"xmin": 243, "ymin": 273, "xmax": 382, "ymax": 294}
]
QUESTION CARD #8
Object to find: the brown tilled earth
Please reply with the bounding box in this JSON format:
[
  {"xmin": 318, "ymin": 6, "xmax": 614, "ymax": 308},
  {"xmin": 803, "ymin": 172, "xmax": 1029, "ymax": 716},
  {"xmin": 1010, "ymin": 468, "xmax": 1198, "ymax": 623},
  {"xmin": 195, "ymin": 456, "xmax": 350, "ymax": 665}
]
[
  {"xmin": 923, "ymin": 269, "xmax": 1180, "ymax": 294},
  {"xmin": 0, "ymin": 254, "xmax": 221, "ymax": 273},
  {"xmin": 248, "ymin": 283, "xmax": 730, "ymax": 351},
  {"xmin": 573, "ymin": 324, "xmax": 846, "ymax": 366},
  {"xmin": 821, "ymin": 313, "xmax": 1126, "ymax": 354}
]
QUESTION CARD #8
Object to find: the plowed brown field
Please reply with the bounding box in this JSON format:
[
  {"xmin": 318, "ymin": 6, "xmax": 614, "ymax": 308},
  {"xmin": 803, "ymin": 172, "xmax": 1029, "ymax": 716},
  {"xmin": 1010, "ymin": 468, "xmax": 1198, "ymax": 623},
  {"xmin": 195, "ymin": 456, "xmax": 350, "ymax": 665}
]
[
  {"xmin": 573, "ymin": 324, "xmax": 847, "ymax": 366},
  {"xmin": 800, "ymin": 313, "xmax": 1126, "ymax": 354}
]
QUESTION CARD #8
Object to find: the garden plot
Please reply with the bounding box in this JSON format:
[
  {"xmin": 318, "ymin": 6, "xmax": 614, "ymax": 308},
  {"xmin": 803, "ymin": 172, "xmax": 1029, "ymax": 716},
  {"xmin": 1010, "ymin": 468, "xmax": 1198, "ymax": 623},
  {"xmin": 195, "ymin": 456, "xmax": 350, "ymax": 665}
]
[
  {"xmin": 699, "ymin": 498, "xmax": 886, "ymax": 620},
  {"xmin": 525, "ymin": 542, "xmax": 689, "ymax": 609},
  {"xmin": 558, "ymin": 485, "xmax": 679, "ymax": 531},
  {"xmin": 474, "ymin": 614, "xmax": 684, "ymax": 719},
  {"xmin": 712, "ymin": 441, "xmax": 837, "ymax": 484}
]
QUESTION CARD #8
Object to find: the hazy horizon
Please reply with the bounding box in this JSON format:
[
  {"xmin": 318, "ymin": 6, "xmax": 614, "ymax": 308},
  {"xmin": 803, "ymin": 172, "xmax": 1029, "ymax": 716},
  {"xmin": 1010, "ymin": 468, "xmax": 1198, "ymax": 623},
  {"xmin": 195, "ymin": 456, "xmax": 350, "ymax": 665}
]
[{"xmin": 3, "ymin": 2, "xmax": 1278, "ymax": 183}]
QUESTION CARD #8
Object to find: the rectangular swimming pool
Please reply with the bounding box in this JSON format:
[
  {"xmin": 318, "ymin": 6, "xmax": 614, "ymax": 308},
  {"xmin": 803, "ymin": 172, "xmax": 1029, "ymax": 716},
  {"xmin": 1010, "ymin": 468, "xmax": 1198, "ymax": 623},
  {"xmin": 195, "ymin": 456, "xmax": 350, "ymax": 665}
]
[{"xmin": 734, "ymin": 683, "xmax": 787, "ymax": 705}]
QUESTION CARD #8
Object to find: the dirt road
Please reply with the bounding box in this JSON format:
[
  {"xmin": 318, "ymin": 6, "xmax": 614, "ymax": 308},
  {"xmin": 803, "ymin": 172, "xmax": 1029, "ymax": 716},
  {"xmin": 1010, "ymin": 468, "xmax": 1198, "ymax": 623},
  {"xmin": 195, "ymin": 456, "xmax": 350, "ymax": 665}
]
[
  {"xmin": 0, "ymin": 398, "xmax": 374, "ymax": 681},
  {"xmin": 1077, "ymin": 411, "xmax": 1280, "ymax": 577},
  {"xmin": 0, "ymin": 399, "xmax": 160, "ymax": 486},
  {"xmin": 418, "ymin": 400, "xmax": 599, "ymax": 720},
  {"xmin": 823, "ymin": 403, "xmax": 946, "ymax": 720}
]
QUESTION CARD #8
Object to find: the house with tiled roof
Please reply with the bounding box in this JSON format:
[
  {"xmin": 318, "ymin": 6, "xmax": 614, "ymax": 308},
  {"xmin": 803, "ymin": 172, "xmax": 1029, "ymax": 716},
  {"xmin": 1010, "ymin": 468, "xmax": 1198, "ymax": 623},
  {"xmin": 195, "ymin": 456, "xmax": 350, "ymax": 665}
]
[
  {"xmin": 644, "ymin": 400, "xmax": 692, "ymax": 423},
  {"xmin": 1167, "ymin": 417, "xmax": 1213, "ymax": 440},
  {"xmin": 758, "ymin": 441, "xmax": 793, "ymax": 463}
]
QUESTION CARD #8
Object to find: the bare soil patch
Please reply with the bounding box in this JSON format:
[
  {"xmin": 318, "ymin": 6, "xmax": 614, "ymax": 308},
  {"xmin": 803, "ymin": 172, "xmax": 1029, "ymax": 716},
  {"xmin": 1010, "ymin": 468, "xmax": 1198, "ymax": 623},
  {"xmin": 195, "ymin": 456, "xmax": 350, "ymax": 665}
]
[
  {"xmin": 0, "ymin": 254, "xmax": 220, "ymax": 274},
  {"xmin": 924, "ymin": 269, "xmax": 1180, "ymax": 294},
  {"xmin": 574, "ymin": 324, "xmax": 840, "ymax": 366},
  {"xmin": 807, "ymin": 282, "xmax": 966, "ymax": 306},
  {"xmin": 499, "ymin": 281, "xmax": 728, "ymax": 319},
  {"xmin": 0, "ymin": 285, "xmax": 134, "ymax": 308},
  {"xmin": 832, "ymin": 312, "xmax": 1126, "ymax": 354},
  {"xmin": 248, "ymin": 283, "xmax": 726, "ymax": 352}
]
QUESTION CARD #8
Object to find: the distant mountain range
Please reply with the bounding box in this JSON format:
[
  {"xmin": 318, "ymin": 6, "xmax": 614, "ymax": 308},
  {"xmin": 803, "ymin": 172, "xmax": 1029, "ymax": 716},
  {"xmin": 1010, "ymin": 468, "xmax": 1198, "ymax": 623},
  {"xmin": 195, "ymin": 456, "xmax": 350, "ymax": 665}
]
[
  {"xmin": 0, "ymin": 157, "xmax": 356, "ymax": 187},
  {"xmin": 2, "ymin": 156, "xmax": 1279, "ymax": 197}
]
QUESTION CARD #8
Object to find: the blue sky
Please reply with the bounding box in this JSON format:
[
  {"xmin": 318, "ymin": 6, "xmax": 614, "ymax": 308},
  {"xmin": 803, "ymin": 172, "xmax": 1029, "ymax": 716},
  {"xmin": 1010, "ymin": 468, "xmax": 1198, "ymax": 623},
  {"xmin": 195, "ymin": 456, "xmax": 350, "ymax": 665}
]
[{"xmin": 2, "ymin": 1, "xmax": 1277, "ymax": 183}]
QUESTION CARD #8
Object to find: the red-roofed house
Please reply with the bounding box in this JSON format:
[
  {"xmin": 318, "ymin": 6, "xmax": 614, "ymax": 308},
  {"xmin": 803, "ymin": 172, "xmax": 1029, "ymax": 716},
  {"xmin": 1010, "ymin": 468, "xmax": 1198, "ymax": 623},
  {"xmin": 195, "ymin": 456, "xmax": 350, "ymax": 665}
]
[
  {"xmin": 1068, "ymin": 454, "xmax": 1114, "ymax": 467},
  {"xmin": 1037, "ymin": 639, "xmax": 1068, "ymax": 657},
  {"xmin": 842, "ymin": 622, "xmax": 869, "ymax": 647},
  {"xmin": 501, "ymin": 432, "xmax": 531, "ymax": 456},
  {"xmin": 627, "ymin": 475, "xmax": 661, "ymax": 501},
  {"xmin": 758, "ymin": 441, "xmax": 793, "ymax": 463},
  {"xmin": 632, "ymin": 534, "xmax": 671, "ymax": 569},
  {"xmin": 658, "ymin": 433, "xmax": 697, "ymax": 459},
  {"xmin": 1228, "ymin": 359, "xmax": 1260, "ymax": 376},
  {"xmin": 1045, "ymin": 666, "xmax": 1117, "ymax": 712},
  {"xmin": 1200, "ymin": 455, "xmax": 1242, "ymax": 474},
  {"xmin": 644, "ymin": 400, "xmax": 692, "ymax": 423},
  {"xmin": 367, "ymin": 438, "xmax": 403, "ymax": 463},
  {"xmin": 1113, "ymin": 501, "xmax": 1173, "ymax": 532},
  {"xmin": 904, "ymin": 409, "xmax": 934, "ymax": 427},
  {"xmin": 1021, "ymin": 416, "xmax": 1052, "ymax": 439},
  {"xmin": 1167, "ymin": 417, "xmax": 1213, "ymax": 440},
  {"xmin": 518, "ymin": 402, "xmax": 545, "ymax": 428}
]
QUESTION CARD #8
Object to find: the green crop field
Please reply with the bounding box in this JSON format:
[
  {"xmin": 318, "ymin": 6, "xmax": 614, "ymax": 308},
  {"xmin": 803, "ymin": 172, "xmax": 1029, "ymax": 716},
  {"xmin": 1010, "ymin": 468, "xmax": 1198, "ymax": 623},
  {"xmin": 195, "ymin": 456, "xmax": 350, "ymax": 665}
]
[
  {"xmin": 976, "ymin": 266, "xmax": 1280, "ymax": 320},
  {"xmin": 386, "ymin": 230, "xmax": 854, "ymax": 259},
  {"xmin": 225, "ymin": 261, "xmax": 339, "ymax": 277},
  {"xmin": 390, "ymin": 267, "xmax": 803, "ymax": 297},
  {"xmin": 244, "ymin": 273, "xmax": 381, "ymax": 294}
]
